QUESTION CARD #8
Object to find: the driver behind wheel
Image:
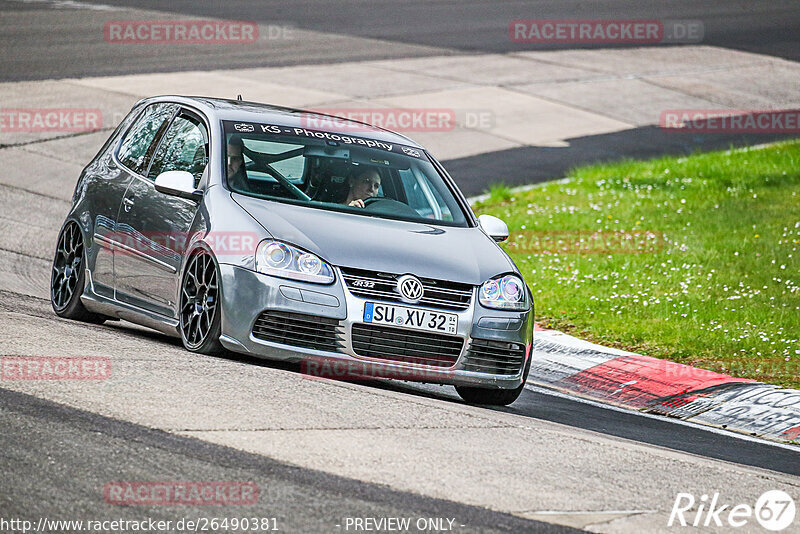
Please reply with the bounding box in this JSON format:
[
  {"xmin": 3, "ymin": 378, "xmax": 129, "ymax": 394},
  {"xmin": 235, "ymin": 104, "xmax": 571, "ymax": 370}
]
[
  {"xmin": 226, "ymin": 134, "xmax": 249, "ymax": 191},
  {"xmin": 345, "ymin": 167, "xmax": 381, "ymax": 208}
]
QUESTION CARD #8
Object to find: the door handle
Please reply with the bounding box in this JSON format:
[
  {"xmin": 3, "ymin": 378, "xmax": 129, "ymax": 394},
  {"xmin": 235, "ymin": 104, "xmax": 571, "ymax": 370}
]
[{"xmin": 123, "ymin": 197, "xmax": 134, "ymax": 212}]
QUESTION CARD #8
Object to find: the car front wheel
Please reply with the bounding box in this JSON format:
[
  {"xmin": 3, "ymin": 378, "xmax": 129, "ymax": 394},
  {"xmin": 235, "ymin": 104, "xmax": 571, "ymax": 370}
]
[
  {"xmin": 455, "ymin": 383, "xmax": 525, "ymax": 406},
  {"xmin": 179, "ymin": 249, "xmax": 224, "ymax": 355},
  {"xmin": 456, "ymin": 353, "xmax": 532, "ymax": 406}
]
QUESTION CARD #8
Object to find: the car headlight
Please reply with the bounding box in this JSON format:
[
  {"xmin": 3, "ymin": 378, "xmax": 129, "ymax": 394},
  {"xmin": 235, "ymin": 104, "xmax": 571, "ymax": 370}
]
[
  {"xmin": 255, "ymin": 240, "xmax": 334, "ymax": 284},
  {"xmin": 479, "ymin": 274, "xmax": 529, "ymax": 311}
]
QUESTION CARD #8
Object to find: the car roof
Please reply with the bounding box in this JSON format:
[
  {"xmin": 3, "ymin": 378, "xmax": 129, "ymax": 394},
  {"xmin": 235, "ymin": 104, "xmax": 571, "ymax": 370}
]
[{"xmin": 137, "ymin": 95, "xmax": 424, "ymax": 149}]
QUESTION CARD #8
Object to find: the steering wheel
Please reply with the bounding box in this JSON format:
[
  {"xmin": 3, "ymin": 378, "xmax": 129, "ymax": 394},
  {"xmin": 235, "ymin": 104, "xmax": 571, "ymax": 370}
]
[
  {"xmin": 362, "ymin": 197, "xmax": 421, "ymax": 218},
  {"xmin": 362, "ymin": 197, "xmax": 384, "ymax": 207}
]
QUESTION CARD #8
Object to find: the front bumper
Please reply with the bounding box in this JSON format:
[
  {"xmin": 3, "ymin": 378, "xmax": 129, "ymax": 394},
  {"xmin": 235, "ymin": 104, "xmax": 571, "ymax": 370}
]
[{"xmin": 218, "ymin": 264, "xmax": 533, "ymax": 389}]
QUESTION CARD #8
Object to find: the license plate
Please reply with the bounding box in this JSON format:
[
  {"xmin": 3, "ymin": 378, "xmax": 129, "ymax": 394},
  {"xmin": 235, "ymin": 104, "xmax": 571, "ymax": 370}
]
[{"xmin": 363, "ymin": 302, "xmax": 458, "ymax": 335}]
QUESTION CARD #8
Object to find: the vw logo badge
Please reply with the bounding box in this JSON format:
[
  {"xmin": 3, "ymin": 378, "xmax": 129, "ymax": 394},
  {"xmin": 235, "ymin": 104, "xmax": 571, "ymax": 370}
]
[{"xmin": 397, "ymin": 274, "xmax": 424, "ymax": 302}]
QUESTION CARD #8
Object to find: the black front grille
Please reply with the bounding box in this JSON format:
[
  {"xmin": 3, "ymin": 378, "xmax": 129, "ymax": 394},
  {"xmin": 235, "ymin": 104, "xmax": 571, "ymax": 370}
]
[
  {"xmin": 252, "ymin": 311, "xmax": 342, "ymax": 352},
  {"xmin": 463, "ymin": 338, "xmax": 526, "ymax": 375},
  {"xmin": 351, "ymin": 323, "xmax": 464, "ymax": 368},
  {"xmin": 340, "ymin": 267, "xmax": 473, "ymax": 311}
]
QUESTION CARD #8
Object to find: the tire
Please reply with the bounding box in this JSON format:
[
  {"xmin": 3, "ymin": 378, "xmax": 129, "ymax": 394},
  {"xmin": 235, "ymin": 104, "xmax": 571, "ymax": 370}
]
[
  {"xmin": 455, "ymin": 383, "xmax": 525, "ymax": 406},
  {"xmin": 179, "ymin": 249, "xmax": 224, "ymax": 355},
  {"xmin": 456, "ymin": 350, "xmax": 532, "ymax": 406},
  {"xmin": 51, "ymin": 222, "xmax": 106, "ymax": 324}
]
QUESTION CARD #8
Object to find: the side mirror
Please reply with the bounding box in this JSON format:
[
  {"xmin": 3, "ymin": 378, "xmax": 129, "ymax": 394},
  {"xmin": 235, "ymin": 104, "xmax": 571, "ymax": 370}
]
[
  {"xmin": 478, "ymin": 214, "xmax": 509, "ymax": 243},
  {"xmin": 154, "ymin": 171, "xmax": 202, "ymax": 201}
]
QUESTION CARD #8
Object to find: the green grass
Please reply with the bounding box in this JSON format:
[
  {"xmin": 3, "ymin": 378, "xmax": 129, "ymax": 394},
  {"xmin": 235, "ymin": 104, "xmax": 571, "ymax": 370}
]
[{"xmin": 473, "ymin": 140, "xmax": 800, "ymax": 388}]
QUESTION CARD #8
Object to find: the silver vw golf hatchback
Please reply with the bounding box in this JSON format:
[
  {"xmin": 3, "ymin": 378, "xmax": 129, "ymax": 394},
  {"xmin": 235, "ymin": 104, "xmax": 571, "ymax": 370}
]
[{"xmin": 51, "ymin": 96, "xmax": 534, "ymax": 405}]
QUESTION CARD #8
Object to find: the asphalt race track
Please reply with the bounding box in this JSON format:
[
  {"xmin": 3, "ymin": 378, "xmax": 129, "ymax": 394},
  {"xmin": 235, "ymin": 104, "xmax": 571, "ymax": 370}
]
[
  {"xmin": 0, "ymin": 387, "xmax": 573, "ymax": 533},
  {"xmin": 1, "ymin": 0, "xmax": 798, "ymax": 80},
  {"xmin": 1, "ymin": 1, "xmax": 799, "ymax": 532}
]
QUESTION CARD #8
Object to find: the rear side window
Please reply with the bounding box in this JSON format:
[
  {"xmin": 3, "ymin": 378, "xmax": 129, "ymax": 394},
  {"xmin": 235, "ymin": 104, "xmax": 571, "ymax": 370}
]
[
  {"xmin": 117, "ymin": 103, "xmax": 177, "ymax": 175},
  {"xmin": 147, "ymin": 113, "xmax": 209, "ymax": 184}
]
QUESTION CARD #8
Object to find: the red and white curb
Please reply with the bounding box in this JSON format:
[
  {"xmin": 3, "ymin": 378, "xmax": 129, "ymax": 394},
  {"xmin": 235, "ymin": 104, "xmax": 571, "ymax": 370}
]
[{"xmin": 528, "ymin": 326, "xmax": 800, "ymax": 444}]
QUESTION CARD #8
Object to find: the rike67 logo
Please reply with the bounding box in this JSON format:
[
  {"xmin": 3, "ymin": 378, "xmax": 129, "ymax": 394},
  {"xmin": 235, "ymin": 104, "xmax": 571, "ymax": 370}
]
[{"xmin": 669, "ymin": 490, "xmax": 796, "ymax": 531}]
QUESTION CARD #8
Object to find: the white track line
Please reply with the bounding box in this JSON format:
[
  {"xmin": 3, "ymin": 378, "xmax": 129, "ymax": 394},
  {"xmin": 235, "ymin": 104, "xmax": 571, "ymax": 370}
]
[{"xmin": 5, "ymin": 0, "xmax": 120, "ymax": 10}]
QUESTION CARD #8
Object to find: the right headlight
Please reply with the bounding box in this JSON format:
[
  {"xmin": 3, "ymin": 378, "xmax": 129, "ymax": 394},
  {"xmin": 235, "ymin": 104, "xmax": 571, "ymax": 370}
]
[
  {"xmin": 255, "ymin": 240, "xmax": 334, "ymax": 284},
  {"xmin": 479, "ymin": 274, "xmax": 529, "ymax": 311}
]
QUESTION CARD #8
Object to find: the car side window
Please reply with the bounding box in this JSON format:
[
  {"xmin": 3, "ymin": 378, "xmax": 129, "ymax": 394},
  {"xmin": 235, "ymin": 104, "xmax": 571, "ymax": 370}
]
[
  {"xmin": 147, "ymin": 113, "xmax": 209, "ymax": 184},
  {"xmin": 117, "ymin": 103, "xmax": 177, "ymax": 175},
  {"xmin": 398, "ymin": 167, "xmax": 454, "ymax": 221}
]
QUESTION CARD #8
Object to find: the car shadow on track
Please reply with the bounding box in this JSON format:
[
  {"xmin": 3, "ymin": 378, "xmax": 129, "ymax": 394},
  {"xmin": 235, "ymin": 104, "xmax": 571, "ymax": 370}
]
[
  {"xmin": 101, "ymin": 320, "xmax": 473, "ymax": 397},
  {"xmin": 103, "ymin": 319, "xmax": 471, "ymax": 401}
]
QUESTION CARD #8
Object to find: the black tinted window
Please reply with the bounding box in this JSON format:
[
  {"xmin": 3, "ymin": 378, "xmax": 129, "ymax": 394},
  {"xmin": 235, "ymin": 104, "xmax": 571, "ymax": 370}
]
[
  {"xmin": 223, "ymin": 121, "xmax": 468, "ymax": 227},
  {"xmin": 148, "ymin": 113, "xmax": 208, "ymax": 183},
  {"xmin": 117, "ymin": 103, "xmax": 177, "ymax": 175}
]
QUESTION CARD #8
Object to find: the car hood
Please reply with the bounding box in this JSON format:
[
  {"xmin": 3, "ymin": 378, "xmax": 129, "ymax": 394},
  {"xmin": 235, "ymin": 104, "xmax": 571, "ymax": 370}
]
[{"xmin": 232, "ymin": 194, "xmax": 514, "ymax": 285}]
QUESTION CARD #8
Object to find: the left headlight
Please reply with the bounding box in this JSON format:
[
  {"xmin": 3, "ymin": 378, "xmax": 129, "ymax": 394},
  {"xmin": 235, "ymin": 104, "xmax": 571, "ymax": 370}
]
[
  {"xmin": 255, "ymin": 240, "xmax": 335, "ymax": 284},
  {"xmin": 479, "ymin": 274, "xmax": 529, "ymax": 311}
]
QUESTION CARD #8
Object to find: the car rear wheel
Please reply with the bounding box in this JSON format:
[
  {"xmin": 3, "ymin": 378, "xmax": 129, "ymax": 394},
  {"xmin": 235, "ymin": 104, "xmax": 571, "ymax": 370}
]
[
  {"xmin": 51, "ymin": 222, "xmax": 106, "ymax": 323},
  {"xmin": 179, "ymin": 249, "xmax": 224, "ymax": 355}
]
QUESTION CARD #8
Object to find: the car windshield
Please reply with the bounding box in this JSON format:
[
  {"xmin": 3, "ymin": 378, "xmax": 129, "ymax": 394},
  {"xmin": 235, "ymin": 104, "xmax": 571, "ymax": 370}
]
[{"xmin": 223, "ymin": 120, "xmax": 469, "ymax": 227}]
